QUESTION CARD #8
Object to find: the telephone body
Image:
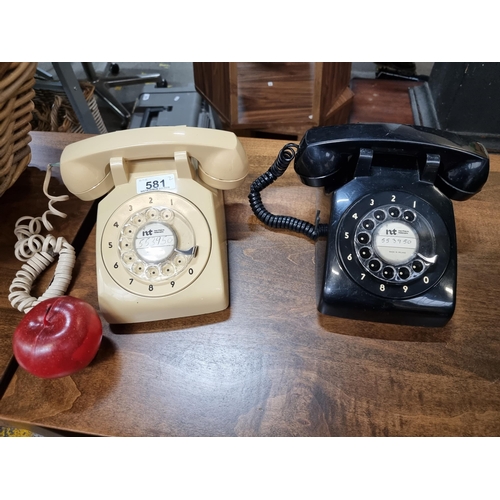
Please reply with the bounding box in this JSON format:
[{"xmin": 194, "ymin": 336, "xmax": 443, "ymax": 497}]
[
  {"xmin": 60, "ymin": 126, "xmax": 248, "ymax": 324},
  {"xmin": 249, "ymin": 123, "xmax": 489, "ymax": 327}
]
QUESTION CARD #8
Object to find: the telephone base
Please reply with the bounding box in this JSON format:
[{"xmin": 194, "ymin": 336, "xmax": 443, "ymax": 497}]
[
  {"xmin": 58, "ymin": 126, "xmax": 248, "ymax": 325},
  {"xmin": 316, "ymin": 175, "xmax": 458, "ymax": 328},
  {"xmin": 97, "ymin": 270, "xmax": 229, "ymax": 324},
  {"xmin": 316, "ymin": 239, "xmax": 456, "ymax": 328},
  {"xmin": 93, "ymin": 147, "xmax": 232, "ymax": 325},
  {"xmin": 317, "ymin": 306, "xmax": 455, "ymax": 328}
]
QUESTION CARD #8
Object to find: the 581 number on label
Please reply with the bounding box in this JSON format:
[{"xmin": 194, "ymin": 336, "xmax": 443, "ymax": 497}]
[{"xmin": 136, "ymin": 174, "xmax": 176, "ymax": 194}]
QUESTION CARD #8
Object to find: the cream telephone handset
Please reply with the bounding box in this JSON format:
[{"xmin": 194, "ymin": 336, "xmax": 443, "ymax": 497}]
[{"xmin": 59, "ymin": 126, "xmax": 248, "ymax": 324}]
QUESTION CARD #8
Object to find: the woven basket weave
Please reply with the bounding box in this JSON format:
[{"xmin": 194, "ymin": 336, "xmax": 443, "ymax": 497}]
[
  {"xmin": 0, "ymin": 62, "xmax": 37, "ymax": 197},
  {"xmin": 31, "ymin": 80, "xmax": 108, "ymax": 134}
]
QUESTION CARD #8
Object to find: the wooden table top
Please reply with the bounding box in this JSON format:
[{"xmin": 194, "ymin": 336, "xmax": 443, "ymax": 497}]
[{"xmin": 1, "ymin": 131, "xmax": 500, "ymax": 436}]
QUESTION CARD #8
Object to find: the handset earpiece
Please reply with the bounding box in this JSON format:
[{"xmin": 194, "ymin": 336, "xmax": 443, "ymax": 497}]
[
  {"xmin": 435, "ymin": 146, "xmax": 490, "ymax": 201},
  {"xmin": 60, "ymin": 138, "xmax": 116, "ymax": 201},
  {"xmin": 195, "ymin": 138, "xmax": 249, "ymax": 190},
  {"xmin": 294, "ymin": 144, "xmax": 346, "ymax": 188}
]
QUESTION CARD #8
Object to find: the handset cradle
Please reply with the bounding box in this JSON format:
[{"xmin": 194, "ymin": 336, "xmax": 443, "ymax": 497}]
[{"xmin": 249, "ymin": 123, "xmax": 489, "ymax": 327}]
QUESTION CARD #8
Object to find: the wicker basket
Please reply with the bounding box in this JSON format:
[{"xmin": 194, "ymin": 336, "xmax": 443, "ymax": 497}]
[
  {"xmin": 0, "ymin": 62, "xmax": 37, "ymax": 197},
  {"xmin": 31, "ymin": 80, "xmax": 108, "ymax": 134}
]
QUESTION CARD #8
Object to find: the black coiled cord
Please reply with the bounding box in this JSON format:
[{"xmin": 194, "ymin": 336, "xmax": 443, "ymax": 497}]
[{"xmin": 248, "ymin": 143, "xmax": 328, "ymax": 241}]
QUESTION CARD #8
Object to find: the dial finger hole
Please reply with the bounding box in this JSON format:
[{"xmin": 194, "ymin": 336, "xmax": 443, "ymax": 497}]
[
  {"xmin": 145, "ymin": 266, "xmax": 160, "ymax": 279},
  {"xmin": 124, "ymin": 225, "xmax": 137, "ymax": 237},
  {"xmin": 362, "ymin": 219, "xmax": 375, "ymax": 230},
  {"xmin": 357, "ymin": 232, "xmax": 370, "ymax": 244},
  {"xmin": 161, "ymin": 263, "xmax": 176, "ymax": 278},
  {"xmin": 359, "ymin": 247, "xmax": 372, "ymax": 259},
  {"xmin": 382, "ymin": 266, "xmax": 395, "ymax": 280},
  {"xmin": 398, "ymin": 266, "xmax": 411, "ymax": 279},
  {"xmin": 388, "ymin": 207, "xmax": 400, "ymax": 218},
  {"xmin": 132, "ymin": 261, "xmax": 145, "ymax": 275},
  {"xmin": 131, "ymin": 214, "xmax": 145, "ymax": 225},
  {"xmin": 120, "ymin": 238, "xmax": 134, "ymax": 251},
  {"xmin": 161, "ymin": 209, "xmax": 174, "ymax": 221},
  {"xmin": 173, "ymin": 254, "xmax": 187, "ymax": 268},
  {"xmin": 146, "ymin": 208, "xmax": 159, "ymax": 220},
  {"xmin": 403, "ymin": 210, "xmax": 416, "ymax": 222},
  {"xmin": 122, "ymin": 251, "xmax": 137, "ymax": 264},
  {"xmin": 412, "ymin": 260, "xmax": 424, "ymax": 273}
]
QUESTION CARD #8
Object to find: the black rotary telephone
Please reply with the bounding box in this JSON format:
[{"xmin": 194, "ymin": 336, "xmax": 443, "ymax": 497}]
[{"xmin": 249, "ymin": 123, "xmax": 489, "ymax": 327}]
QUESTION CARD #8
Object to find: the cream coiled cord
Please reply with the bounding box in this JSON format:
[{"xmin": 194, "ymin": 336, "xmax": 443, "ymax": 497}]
[{"xmin": 8, "ymin": 164, "xmax": 76, "ymax": 313}]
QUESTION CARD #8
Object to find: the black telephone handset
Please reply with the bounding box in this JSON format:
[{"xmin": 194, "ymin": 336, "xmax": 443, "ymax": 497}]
[{"xmin": 249, "ymin": 124, "xmax": 489, "ymax": 327}]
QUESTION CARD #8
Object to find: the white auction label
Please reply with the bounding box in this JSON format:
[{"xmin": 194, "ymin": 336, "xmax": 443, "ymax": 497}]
[{"xmin": 136, "ymin": 174, "xmax": 176, "ymax": 194}]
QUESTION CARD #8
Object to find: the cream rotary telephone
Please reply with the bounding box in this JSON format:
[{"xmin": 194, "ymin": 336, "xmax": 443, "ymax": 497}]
[{"xmin": 57, "ymin": 126, "xmax": 248, "ymax": 324}]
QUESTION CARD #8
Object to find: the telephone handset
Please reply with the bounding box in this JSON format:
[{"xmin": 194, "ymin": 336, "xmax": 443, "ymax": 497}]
[
  {"xmin": 249, "ymin": 123, "xmax": 489, "ymax": 327},
  {"xmin": 60, "ymin": 126, "xmax": 248, "ymax": 324}
]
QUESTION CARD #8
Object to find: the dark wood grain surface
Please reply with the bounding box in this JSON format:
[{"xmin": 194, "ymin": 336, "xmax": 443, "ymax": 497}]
[
  {"xmin": 350, "ymin": 78, "xmax": 422, "ymax": 125},
  {"xmin": 0, "ymin": 131, "xmax": 499, "ymax": 436},
  {"xmin": 194, "ymin": 63, "xmax": 353, "ymax": 139}
]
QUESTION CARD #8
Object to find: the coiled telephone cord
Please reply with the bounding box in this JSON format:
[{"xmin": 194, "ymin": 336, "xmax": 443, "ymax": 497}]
[
  {"xmin": 8, "ymin": 164, "xmax": 76, "ymax": 313},
  {"xmin": 248, "ymin": 143, "xmax": 328, "ymax": 241}
]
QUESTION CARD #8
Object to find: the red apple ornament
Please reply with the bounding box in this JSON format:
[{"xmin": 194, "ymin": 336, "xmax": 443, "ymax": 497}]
[{"xmin": 13, "ymin": 296, "xmax": 102, "ymax": 378}]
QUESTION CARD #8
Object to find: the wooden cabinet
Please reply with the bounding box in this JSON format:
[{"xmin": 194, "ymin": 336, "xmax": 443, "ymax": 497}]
[{"xmin": 193, "ymin": 62, "xmax": 353, "ymax": 138}]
